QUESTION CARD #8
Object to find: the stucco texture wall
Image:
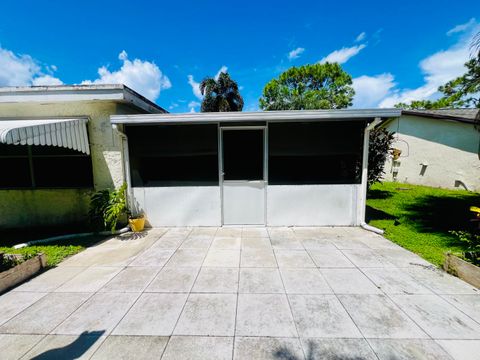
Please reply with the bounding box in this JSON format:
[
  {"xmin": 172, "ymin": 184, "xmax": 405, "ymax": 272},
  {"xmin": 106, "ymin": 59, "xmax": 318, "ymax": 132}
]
[
  {"xmin": 383, "ymin": 115, "xmax": 480, "ymax": 191},
  {"xmin": 0, "ymin": 101, "xmax": 129, "ymax": 229}
]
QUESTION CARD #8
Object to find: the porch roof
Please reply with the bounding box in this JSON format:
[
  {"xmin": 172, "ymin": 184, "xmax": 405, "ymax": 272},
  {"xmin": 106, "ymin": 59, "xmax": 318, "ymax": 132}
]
[
  {"xmin": 0, "ymin": 117, "xmax": 90, "ymax": 154},
  {"xmin": 111, "ymin": 108, "xmax": 401, "ymax": 125}
]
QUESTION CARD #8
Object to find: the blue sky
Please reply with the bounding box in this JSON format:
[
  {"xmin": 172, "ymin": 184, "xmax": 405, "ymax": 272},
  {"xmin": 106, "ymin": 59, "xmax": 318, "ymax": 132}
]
[{"xmin": 0, "ymin": 0, "xmax": 478, "ymax": 112}]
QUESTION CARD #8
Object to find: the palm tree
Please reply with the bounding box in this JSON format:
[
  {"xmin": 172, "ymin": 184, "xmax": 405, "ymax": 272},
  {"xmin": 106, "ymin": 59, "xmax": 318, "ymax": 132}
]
[{"xmin": 199, "ymin": 72, "xmax": 244, "ymax": 112}]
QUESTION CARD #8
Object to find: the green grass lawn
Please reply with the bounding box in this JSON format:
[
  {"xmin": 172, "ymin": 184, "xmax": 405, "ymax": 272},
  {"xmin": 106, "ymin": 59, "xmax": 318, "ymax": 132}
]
[
  {"xmin": 367, "ymin": 182, "xmax": 480, "ymax": 267},
  {"xmin": 0, "ymin": 235, "xmax": 105, "ymax": 268}
]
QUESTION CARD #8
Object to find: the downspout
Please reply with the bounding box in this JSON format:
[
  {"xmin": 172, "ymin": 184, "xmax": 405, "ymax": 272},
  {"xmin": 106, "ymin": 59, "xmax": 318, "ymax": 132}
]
[
  {"xmin": 113, "ymin": 124, "xmax": 135, "ymax": 215},
  {"xmin": 359, "ymin": 118, "xmax": 385, "ymax": 235}
]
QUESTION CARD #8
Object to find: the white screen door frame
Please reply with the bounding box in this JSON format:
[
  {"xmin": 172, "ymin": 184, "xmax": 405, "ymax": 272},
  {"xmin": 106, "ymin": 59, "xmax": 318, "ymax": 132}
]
[{"xmin": 219, "ymin": 126, "xmax": 267, "ymax": 225}]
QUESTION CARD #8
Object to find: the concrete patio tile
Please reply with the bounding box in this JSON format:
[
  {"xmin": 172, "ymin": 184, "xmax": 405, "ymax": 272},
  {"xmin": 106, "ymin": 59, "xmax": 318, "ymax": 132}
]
[
  {"xmin": 164, "ymin": 227, "xmax": 192, "ymax": 237},
  {"xmin": 376, "ymin": 248, "xmax": 432, "ymax": 268},
  {"xmin": 299, "ymin": 238, "xmax": 337, "ymax": 250},
  {"xmin": 203, "ymin": 249, "xmax": 240, "ymax": 267},
  {"xmin": 216, "ymin": 227, "xmax": 242, "ymax": 237},
  {"xmin": 12, "ymin": 266, "xmax": 86, "ymax": 292},
  {"xmin": 442, "ymin": 294, "xmax": 480, "ymax": 323},
  {"xmin": 150, "ymin": 236, "xmax": 185, "ymax": 249},
  {"xmin": 240, "ymin": 248, "xmax": 277, "ymax": 267},
  {"xmin": 59, "ymin": 244, "xmax": 143, "ymax": 267},
  {"xmin": 236, "ymin": 294, "xmax": 297, "ymax": 337},
  {"xmin": 436, "ymin": 340, "xmax": 480, "ymax": 360},
  {"xmin": 55, "ymin": 266, "xmax": 122, "ymax": 293},
  {"xmin": 174, "ymin": 294, "xmax": 236, "ymax": 336},
  {"xmin": 165, "ymin": 248, "xmax": 207, "ymax": 267},
  {"xmin": 234, "ymin": 337, "xmax": 304, "ymax": 360},
  {"xmin": 162, "ymin": 336, "xmax": 233, "ymax": 360},
  {"xmin": 53, "ymin": 292, "xmax": 139, "ymax": 335},
  {"xmin": 268, "ymin": 227, "xmax": 296, "ymax": 239},
  {"xmin": 270, "ymin": 236, "xmax": 304, "ymax": 249},
  {"xmin": 211, "ymin": 236, "xmax": 242, "ymax": 249},
  {"xmin": 289, "ymin": 294, "xmax": 362, "ymax": 338},
  {"xmin": 358, "ymin": 235, "xmax": 402, "ymax": 249},
  {"xmin": 179, "ymin": 235, "xmax": 213, "ymax": 249},
  {"xmin": 332, "ymin": 237, "xmax": 370, "ymax": 249},
  {"xmin": 113, "ymin": 293, "xmax": 188, "ymax": 336},
  {"xmin": 91, "ymin": 335, "xmax": 168, "ymax": 359},
  {"xmin": 100, "ymin": 266, "xmax": 161, "ymax": 292},
  {"xmin": 242, "ymin": 227, "xmax": 269, "ymax": 238},
  {"xmin": 146, "ymin": 267, "xmax": 199, "ymax": 292},
  {"xmin": 129, "ymin": 248, "xmax": 174, "ymax": 266},
  {"xmin": 338, "ymin": 294, "xmax": 428, "ymax": 339},
  {"xmin": 241, "ymin": 237, "xmax": 272, "ymax": 249},
  {"xmin": 362, "ymin": 267, "xmax": 433, "ymax": 295},
  {"xmin": 0, "ymin": 292, "xmax": 47, "ymax": 326},
  {"xmin": 190, "ymin": 227, "xmax": 218, "ymax": 236},
  {"xmin": 405, "ymin": 267, "xmax": 479, "ymax": 295},
  {"xmin": 274, "ymin": 250, "xmax": 316, "ymax": 268},
  {"xmin": 312, "ymin": 227, "xmax": 343, "ymax": 239},
  {"xmin": 341, "ymin": 248, "xmax": 394, "ymax": 268},
  {"xmin": 307, "ymin": 249, "xmax": 354, "ymax": 268},
  {"xmin": 368, "ymin": 339, "xmax": 453, "ymax": 360},
  {"xmin": 192, "ymin": 267, "xmax": 239, "ymax": 293},
  {"xmin": 239, "ymin": 268, "xmax": 284, "ymax": 294},
  {"xmin": 301, "ymin": 338, "xmax": 377, "ymax": 360},
  {"xmin": 320, "ymin": 268, "xmax": 381, "ymax": 294},
  {"xmin": 280, "ymin": 268, "xmax": 332, "ymax": 294},
  {"xmin": 22, "ymin": 333, "xmax": 106, "ymax": 360},
  {"xmin": 0, "ymin": 292, "xmax": 91, "ymax": 334},
  {"xmin": 390, "ymin": 294, "xmax": 480, "ymax": 339},
  {"xmin": 0, "ymin": 334, "xmax": 43, "ymax": 360}
]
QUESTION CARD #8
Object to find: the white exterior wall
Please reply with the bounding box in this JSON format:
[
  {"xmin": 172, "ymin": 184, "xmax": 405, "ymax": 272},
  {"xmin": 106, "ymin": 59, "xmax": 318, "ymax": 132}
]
[
  {"xmin": 267, "ymin": 184, "xmax": 359, "ymax": 226},
  {"xmin": 133, "ymin": 187, "xmax": 221, "ymax": 227},
  {"xmin": 134, "ymin": 184, "xmax": 360, "ymax": 227},
  {"xmin": 384, "ymin": 115, "xmax": 480, "ymax": 191}
]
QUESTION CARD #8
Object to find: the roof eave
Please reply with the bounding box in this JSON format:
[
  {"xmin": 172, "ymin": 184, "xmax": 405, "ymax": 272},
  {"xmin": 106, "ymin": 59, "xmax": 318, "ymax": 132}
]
[{"xmin": 111, "ymin": 108, "xmax": 401, "ymax": 125}]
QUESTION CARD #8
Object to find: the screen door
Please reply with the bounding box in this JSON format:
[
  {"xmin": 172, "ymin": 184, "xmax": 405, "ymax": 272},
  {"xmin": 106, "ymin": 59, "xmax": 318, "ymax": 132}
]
[{"xmin": 221, "ymin": 127, "xmax": 266, "ymax": 225}]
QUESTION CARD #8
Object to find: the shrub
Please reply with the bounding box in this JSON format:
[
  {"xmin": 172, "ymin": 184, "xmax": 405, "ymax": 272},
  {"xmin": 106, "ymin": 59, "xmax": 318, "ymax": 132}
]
[
  {"xmin": 89, "ymin": 183, "xmax": 127, "ymax": 233},
  {"xmin": 368, "ymin": 128, "xmax": 395, "ymax": 188},
  {"xmin": 449, "ymin": 230, "xmax": 480, "ymax": 265}
]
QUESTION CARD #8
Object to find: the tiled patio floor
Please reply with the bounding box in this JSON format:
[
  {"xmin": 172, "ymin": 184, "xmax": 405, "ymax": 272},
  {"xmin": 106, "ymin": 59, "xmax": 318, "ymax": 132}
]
[{"xmin": 1, "ymin": 227, "xmax": 480, "ymax": 359}]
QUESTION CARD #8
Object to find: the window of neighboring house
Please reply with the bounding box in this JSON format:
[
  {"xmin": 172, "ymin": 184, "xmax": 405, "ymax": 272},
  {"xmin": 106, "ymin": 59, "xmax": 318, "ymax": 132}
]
[
  {"xmin": 0, "ymin": 144, "xmax": 94, "ymax": 189},
  {"xmin": 268, "ymin": 121, "xmax": 365, "ymax": 185},
  {"xmin": 127, "ymin": 124, "xmax": 219, "ymax": 187}
]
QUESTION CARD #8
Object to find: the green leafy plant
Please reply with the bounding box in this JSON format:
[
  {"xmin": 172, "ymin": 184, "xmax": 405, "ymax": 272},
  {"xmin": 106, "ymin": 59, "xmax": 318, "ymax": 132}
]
[
  {"xmin": 368, "ymin": 128, "xmax": 395, "ymax": 188},
  {"xmin": 449, "ymin": 230, "xmax": 480, "ymax": 265},
  {"xmin": 89, "ymin": 183, "xmax": 127, "ymax": 233}
]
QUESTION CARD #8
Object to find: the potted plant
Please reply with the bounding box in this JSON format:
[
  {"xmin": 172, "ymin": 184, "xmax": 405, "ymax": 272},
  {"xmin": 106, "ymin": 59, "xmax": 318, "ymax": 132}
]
[{"xmin": 128, "ymin": 213, "xmax": 145, "ymax": 232}]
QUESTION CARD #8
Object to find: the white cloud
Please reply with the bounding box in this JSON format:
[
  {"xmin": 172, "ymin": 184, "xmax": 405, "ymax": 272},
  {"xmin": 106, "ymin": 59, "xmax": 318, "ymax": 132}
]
[
  {"xmin": 320, "ymin": 44, "xmax": 366, "ymax": 64},
  {"xmin": 447, "ymin": 18, "xmax": 476, "ymax": 36},
  {"xmin": 81, "ymin": 50, "xmax": 171, "ymax": 101},
  {"xmin": 188, "ymin": 100, "xmax": 200, "ymax": 108},
  {"xmin": 32, "ymin": 75, "xmax": 63, "ymax": 86},
  {"xmin": 288, "ymin": 47, "xmax": 305, "ymax": 60},
  {"xmin": 379, "ymin": 20, "xmax": 479, "ymax": 108},
  {"xmin": 188, "ymin": 65, "xmax": 228, "ymax": 100},
  {"xmin": 0, "ymin": 46, "xmax": 62, "ymax": 86},
  {"xmin": 215, "ymin": 65, "xmax": 228, "ymax": 79},
  {"xmin": 188, "ymin": 74, "xmax": 202, "ymax": 99},
  {"xmin": 352, "ymin": 73, "xmax": 396, "ymax": 108},
  {"xmin": 355, "ymin": 32, "xmax": 366, "ymax": 42}
]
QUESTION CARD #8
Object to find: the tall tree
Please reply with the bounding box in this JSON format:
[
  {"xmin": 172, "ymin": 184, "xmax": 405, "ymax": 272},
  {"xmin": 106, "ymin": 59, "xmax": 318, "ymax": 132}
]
[
  {"xmin": 200, "ymin": 72, "xmax": 244, "ymax": 112},
  {"xmin": 259, "ymin": 63, "xmax": 355, "ymax": 110}
]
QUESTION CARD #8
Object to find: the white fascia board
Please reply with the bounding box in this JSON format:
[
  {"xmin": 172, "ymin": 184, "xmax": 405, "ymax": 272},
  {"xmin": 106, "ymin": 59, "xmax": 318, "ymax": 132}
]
[{"xmin": 111, "ymin": 109, "xmax": 401, "ymax": 125}]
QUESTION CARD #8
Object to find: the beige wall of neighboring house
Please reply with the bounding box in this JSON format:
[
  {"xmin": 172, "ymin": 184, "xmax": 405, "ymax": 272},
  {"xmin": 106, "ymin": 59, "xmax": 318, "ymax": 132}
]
[
  {"xmin": 0, "ymin": 85, "xmax": 163, "ymax": 230},
  {"xmin": 383, "ymin": 114, "xmax": 480, "ymax": 191}
]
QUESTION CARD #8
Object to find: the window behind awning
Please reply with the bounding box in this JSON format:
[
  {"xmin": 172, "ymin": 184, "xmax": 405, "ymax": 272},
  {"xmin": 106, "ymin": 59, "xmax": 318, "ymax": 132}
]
[{"xmin": 0, "ymin": 118, "xmax": 90, "ymax": 154}]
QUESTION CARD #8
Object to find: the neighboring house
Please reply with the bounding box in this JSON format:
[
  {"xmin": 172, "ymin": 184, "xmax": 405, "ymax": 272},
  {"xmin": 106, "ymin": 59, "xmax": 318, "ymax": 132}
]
[
  {"xmin": 0, "ymin": 85, "xmax": 165, "ymax": 229},
  {"xmin": 0, "ymin": 85, "xmax": 401, "ymax": 229},
  {"xmin": 382, "ymin": 109, "xmax": 480, "ymax": 191}
]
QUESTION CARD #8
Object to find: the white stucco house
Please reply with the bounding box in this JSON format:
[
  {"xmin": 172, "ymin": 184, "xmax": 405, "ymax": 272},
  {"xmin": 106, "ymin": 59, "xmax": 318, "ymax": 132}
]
[
  {"xmin": 0, "ymin": 85, "xmax": 402, "ymax": 229},
  {"xmin": 382, "ymin": 109, "xmax": 480, "ymax": 192}
]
